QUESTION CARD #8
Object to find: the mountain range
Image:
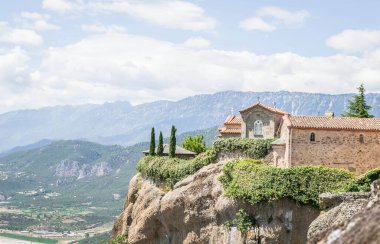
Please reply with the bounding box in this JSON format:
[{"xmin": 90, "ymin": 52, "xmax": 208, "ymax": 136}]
[
  {"xmin": 0, "ymin": 90, "xmax": 379, "ymax": 152},
  {"xmin": 0, "ymin": 126, "xmax": 218, "ymax": 231}
]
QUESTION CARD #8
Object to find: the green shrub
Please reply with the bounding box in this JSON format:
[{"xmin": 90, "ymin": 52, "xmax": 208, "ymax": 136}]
[
  {"xmin": 137, "ymin": 138, "xmax": 273, "ymax": 186},
  {"xmin": 345, "ymin": 168, "xmax": 380, "ymax": 192},
  {"xmin": 182, "ymin": 134, "xmax": 206, "ymax": 154},
  {"xmin": 225, "ymin": 209, "xmax": 254, "ymax": 233},
  {"xmin": 136, "ymin": 149, "xmax": 218, "ymax": 186},
  {"xmin": 110, "ymin": 235, "xmax": 127, "ymax": 244},
  {"xmin": 213, "ymin": 138, "xmax": 273, "ymax": 159},
  {"xmin": 219, "ymin": 159, "xmax": 355, "ymax": 207}
]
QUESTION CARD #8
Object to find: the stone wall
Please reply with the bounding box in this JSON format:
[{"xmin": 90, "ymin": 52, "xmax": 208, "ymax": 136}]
[
  {"xmin": 272, "ymin": 122, "xmax": 290, "ymax": 168},
  {"xmin": 241, "ymin": 107, "xmax": 278, "ymax": 139},
  {"xmin": 290, "ymin": 129, "xmax": 380, "ymax": 175}
]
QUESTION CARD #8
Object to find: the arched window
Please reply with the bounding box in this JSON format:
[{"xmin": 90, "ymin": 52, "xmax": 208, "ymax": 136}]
[
  {"xmin": 359, "ymin": 134, "xmax": 364, "ymax": 143},
  {"xmin": 254, "ymin": 120, "xmax": 263, "ymax": 136},
  {"xmin": 310, "ymin": 132, "xmax": 316, "ymax": 142}
]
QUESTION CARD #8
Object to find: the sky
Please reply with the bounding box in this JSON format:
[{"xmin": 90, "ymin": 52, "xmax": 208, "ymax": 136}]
[{"xmin": 1, "ymin": 0, "xmax": 380, "ymax": 113}]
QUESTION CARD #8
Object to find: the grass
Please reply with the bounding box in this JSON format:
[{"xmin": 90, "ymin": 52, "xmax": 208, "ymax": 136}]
[{"xmin": 0, "ymin": 232, "xmax": 58, "ymax": 244}]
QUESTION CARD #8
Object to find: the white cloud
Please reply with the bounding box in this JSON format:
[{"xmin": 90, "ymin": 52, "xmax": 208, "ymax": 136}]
[
  {"xmin": 30, "ymin": 33, "xmax": 380, "ymax": 107},
  {"xmin": 42, "ymin": 0, "xmax": 76, "ymax": 13},
  {"xmin": 257, "ymin": 6, "xmax": 309, "ymax": 26},
  {"xmin": 239, "ymin": 17, "xmax": 275, "ymax": 32},
  {"xmin": 81, "ymin": 23, "xmax": 126, "ymax": 33},
  {"xmin": 0, "ymin": 47, "xmax": 34, "ymax": 112},
  {"xmin": 3, "ymin": 32, "xmax": 380, "ymax": 113},
  {"xmin": 240, "ymin": 6, "xmax": 309, "ymax": 32},
  {"xmin": 0, "ymin": 22, "xmax": 43, "ymax": 46},
  {"xmin": 43, "ymin": 0, "xmax": 216, "ymax": 31},
  {"xmin": 183, "ymin": 37, "xmax": 210, "ymax": 49},
  {"xmin": 17, "ymin": 11, "xmax": 60, "ymax": 31},
  {"xmin": 327, "ymin": 29, "xmax": 380, "ymax": 53}
]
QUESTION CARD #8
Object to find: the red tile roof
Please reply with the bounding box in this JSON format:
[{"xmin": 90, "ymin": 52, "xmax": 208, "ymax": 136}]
[
  {"xmin": 219, "ymin": 127, "xmax": 241, "ymax": 134},
  {"xmin": 284, "ymin": 114, "xmax": 380, "ymax": 131},
  {"xmin": 239, "ymin": 102, "xmax": 287, "ymax": 115},
  {"xmin": 224, "ymin": 115, "xmax": 242, "ymax": 125}
]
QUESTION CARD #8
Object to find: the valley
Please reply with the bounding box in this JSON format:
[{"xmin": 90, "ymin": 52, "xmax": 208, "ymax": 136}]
[{"xmin": 0, "ymin": 127, "xmax": 218, "ymax": 239}]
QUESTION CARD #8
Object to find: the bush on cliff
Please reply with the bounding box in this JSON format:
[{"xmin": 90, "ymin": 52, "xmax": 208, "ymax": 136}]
[
  {"xmin": 136, "ymin": 138, "xmax": 272, "ymax": 186},
  {"xmin": 219, "ymin": 159, "xmax": 355, "ymax": 207},
  {"xmin": 344, "ymin": 168, "xmax": 380, "ymax": 192},
  {"xmin": 213, "ymin": 138, "xmax": 273, "ymax": 159},
  {"xmin": 136, "ymin": 149, "xmax": 218, "ymax": 186}
]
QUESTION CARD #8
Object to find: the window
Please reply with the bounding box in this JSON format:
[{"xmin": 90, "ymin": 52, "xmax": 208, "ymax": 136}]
[
  {"xmin": 254, "ymin": 120, "xmax": 263, "ymax": 136},
  {"xmin": 310, "ymin": 133, "xmax": 316, "ymax": 142},
  {"xmin": 359, "ymin": 134, "xmax": 364, "ymax": 143}
]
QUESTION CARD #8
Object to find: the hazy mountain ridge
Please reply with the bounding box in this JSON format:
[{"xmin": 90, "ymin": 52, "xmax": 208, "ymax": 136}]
[
  {"xmin": 1, "ymin": 91, "xmax": 379, "ymax": 152},
  {"xmin": 0, "ymin": 127, "xmax": 218, "ymax": 231}
]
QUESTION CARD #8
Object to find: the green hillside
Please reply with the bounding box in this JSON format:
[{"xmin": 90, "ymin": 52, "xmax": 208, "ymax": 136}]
[{"xmin": 0, "ymin": 126, "xmax": 218, "ymax": 232}]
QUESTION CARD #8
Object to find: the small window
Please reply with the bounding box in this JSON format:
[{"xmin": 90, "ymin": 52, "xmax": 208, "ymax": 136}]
[
  {"xmin": 310, "ymin": 133, "xmax": 316, "ymax": 142},
  {"xmin": 254, "ymin": 120, "xmax": 263, "ymax": 136},
  {"xmin": 359, "ymin": 134, "xmax": 364, "ymax": 143}
]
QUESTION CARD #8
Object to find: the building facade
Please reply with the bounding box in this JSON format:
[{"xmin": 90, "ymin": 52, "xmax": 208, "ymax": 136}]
[{"xmin": 219, "ymin": 102, "xmax": 380, "ymax": 175}]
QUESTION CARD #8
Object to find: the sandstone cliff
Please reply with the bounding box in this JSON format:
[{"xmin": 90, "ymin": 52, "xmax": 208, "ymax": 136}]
[{"xmin": 113, "ymin": 158, "xmax": 320, "ymax": 244}]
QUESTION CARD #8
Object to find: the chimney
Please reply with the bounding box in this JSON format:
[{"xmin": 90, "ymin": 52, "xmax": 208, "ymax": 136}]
[{"xmin": 325, "ymin": 111, "xmax": 334, "ymax": 118}]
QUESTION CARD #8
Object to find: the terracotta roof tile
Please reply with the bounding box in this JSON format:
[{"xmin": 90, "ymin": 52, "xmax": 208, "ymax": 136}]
[
  {"xmin": 224, "ymin": 115, "xmax": 242, "ymax": 125},
  {"xmin": 285, "ymin": 115, "xmax": 380, "ymax": 131},
  {"xmin": 219, "ymin": 127, "xmax": 241, "ymax": 134},
  {"xmin": 239, "ymin": 102, "xmax": 287, "ymax": 115}
]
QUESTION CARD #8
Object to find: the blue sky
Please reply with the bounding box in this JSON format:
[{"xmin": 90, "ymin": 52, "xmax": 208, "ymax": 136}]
[{"xmin": 1, "ymin": 0, "xmax": 380, "ymax": 112}]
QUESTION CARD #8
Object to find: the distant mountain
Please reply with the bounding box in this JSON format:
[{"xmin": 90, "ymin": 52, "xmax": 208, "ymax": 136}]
[
  {"xmin": 0, "ymin": 127, "xmax": 218, "ymax": 231},
  {"xmin": 0, "ymin": 91, "xmax": 379, "ymax": 152},
  {"xmin": 0, "ymin": 139, "xmax": 53, "ymax": 158}
]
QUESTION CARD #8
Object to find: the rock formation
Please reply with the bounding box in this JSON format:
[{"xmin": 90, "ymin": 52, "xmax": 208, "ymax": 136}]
[
  {"xmin": 55, "ymin": 159, "xmax": 112, "ymax": 179},
  {"xmin": 308, "ymin": 180, "xmax": 380, "ymax": 244},
  {"xmin": 113, "ymin": 158, "xmax": 319, "ymax": 244}
]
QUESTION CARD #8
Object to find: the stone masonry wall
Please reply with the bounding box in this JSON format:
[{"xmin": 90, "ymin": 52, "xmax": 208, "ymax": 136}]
[
  {"xmin": 290, "ymin": 129, "xmax": 380, "ymax": 175},
  {"xmin": 241, "ymin": 107, "xmax": 276, "ymax": 139}
]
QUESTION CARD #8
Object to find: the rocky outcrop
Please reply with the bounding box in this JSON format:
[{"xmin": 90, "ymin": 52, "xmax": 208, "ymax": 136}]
[
  {"xmin": 0, "ymin": 194, "xmax": 7, "ymax": 201},
  {"xmin": 307, "ymin": 192, "xmax": 370, "ymax": 243},
  {"xmin": 113, "ymin": 159, "xmax": 319, "ymax": 244},
  {"xmin": 308, "ymin": 180, "xmax": 380, "ymax": 244},
  {"xmin": 55, "ymin": 159, "xmax": 81, "ymax": 177},
  {"xmin": 55, "ymin": 159, "xmax": 112, "ymax": 179}
]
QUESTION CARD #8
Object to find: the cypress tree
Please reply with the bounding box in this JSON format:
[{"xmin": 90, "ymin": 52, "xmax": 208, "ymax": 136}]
[
  {"xmin": 342, "ymin": 84, "xmax": 374, "ymax": 118},
  {"xmin": 149, "ymin": 127, "xmax": 155, "ymax": 156},
  {"xmin": 169, "ymin": 125, "xmax": 177, "ymax": 158},
  {"xmin": 157, "ymin": 131, "xmax": 164, "ymax": 156}
]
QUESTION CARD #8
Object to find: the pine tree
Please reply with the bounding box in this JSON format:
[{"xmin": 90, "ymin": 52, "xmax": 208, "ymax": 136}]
[
  {"xmin": 169, "ymin": 125, "xmax": 177, "ymax": 158},
  {"xmin": 342, "ymin": 84, "xmax": 374, "ymax": 118},
  {"xmin": 157, "ymin": 131, "xmax": 164, "ymax": 156},
  {"xmin": 149, "ymin": 127, "xmax": 155, "ymax": 156}
]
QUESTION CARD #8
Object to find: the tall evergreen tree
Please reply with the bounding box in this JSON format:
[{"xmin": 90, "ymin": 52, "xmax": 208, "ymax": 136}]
[
  {"xmin": 169, "ymin": 125, "xmax": 177, "ymax": 158},
  {"xmin": 149, "ymin": 127, "xmax": 155, "ymax": 156},
  {"xmin": 342, "ymin": 84, "xmax": 374, "ymax": 118},
  {"xmin": 157, "ymin": 131, "xmax": 164, "ymax": 156}
]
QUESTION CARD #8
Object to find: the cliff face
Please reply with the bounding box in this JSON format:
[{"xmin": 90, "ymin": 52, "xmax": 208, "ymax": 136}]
[
  {"xmin": 308, "ymin": 180, "xmax": 380, "ymax": 244},
  {"xmin": 113, "ymin": 158, "xmax": 320, "ymax": 244}
]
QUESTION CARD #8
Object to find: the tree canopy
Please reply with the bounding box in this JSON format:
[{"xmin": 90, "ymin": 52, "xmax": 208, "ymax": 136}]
[
  {"xmin": 342, "ymin": 84, "xmax": 374, "ymax": 118},
  {"xmin": 182, "ymin": 134, "xmax": 206, "ymax": 154}
]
